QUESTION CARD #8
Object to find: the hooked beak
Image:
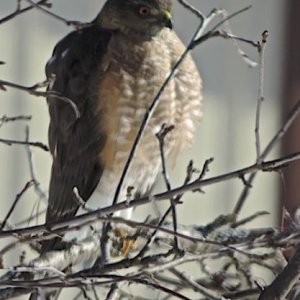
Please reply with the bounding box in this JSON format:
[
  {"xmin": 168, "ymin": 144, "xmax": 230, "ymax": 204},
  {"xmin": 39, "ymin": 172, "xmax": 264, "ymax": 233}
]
[{"xmin": 163, "ymin": 11, "xmax": 173, "ymax": 30}]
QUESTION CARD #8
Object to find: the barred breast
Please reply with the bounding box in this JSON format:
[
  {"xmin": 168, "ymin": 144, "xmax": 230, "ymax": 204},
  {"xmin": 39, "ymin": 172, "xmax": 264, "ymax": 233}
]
[
  {"xmin": 90, "ymin": 28, "xmax": 203, "ymax": 207},
  {"xmin": 65, "ymin": 29, "xmax": 203, "ymax": 268}
]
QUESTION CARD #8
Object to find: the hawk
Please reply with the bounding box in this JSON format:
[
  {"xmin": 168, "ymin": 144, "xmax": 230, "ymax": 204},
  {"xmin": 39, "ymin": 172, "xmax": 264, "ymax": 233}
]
[{"xmin": 43, "ymin": 0, "xmax": 202, "ymax": 253}]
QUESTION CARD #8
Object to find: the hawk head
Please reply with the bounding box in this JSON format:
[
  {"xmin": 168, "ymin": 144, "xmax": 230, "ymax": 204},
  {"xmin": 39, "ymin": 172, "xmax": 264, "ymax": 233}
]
[{"xmin": 98, "ymin": 0, "xmax": 173, "ymax": 37}]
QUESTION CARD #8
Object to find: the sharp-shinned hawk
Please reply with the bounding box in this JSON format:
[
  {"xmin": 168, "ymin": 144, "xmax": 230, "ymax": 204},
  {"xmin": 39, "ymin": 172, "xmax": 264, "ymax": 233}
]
[{"xmin": 44, "ymin": 0, "xmax": 202, "ymax": 254}]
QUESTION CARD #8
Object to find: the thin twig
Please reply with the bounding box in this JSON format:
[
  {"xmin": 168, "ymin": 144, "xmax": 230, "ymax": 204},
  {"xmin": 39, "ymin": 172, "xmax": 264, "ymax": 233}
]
[
  {"xmin": 219, "ymin": 31, "xmax": 259, "ymax": 48},
  {"xmin": 0, "ymin": 115, "xmax": 31, "ymax": 128},
  {"xmin": 156, "ymin": 124, "xmax": 174, "ymax": 191},
  {"xmin": 198, "ymin": 158, "xmax": 214, "ymax": 180},
  {"xmin": 191, "ymin": 6, "xmax": 253, "ymax": 47},
  {"xmin": 258, "ymin": 245, "xmax": 300, "ymax": 300},
  {"xmin": 0, "ymin": 79, "xmax": 80, "ymax": 119},
  {"xmin": 25, "ymin": 126, "xmax": 48, "ymax": 203},
  {"xmin": 0, "ymin": 274, "xmax": 191, "ymax": 300},
  {"xmin": 211, "ymin": 6, "xmax": 252, "ymax": 33},
  {"xmin": 171, "ymin": 268, "xmax": 218, "ymax": 300},
  {"xmin": 177, "ymin": 0, "xmax": 205, "ymax": 20},
  {"xmin": 255, "ymin": 31, "xmax": 269, "ymax": 161},
  {"xmin": 134, "ymin": 207, "xmax": 173, "ymax": 258},
  {"xmin": 223, "ymin": 287, "xmax": 261, "ymax": 299},
  {"xmin": 0, "ymin": 152, "xmax": 299, "ymax": 242},
  {"xmin": 14, "ymin": 209, "xmax": 46, "ymax": 227},
  {"xmin": 91, "ymin": 285, "xmax": 100, "ymax": 300},
  {"xmin": 214, "ymin": 8, "xmax": 258, "ymax": 67},
  {"xmin": 0, "ymin": 0, "xmax": 50, "ymax": 25},
  {"xmin": 105, "ymin": 284, "xmax": 118, "ymax": 300},
  {"xmin": 0, "ymin": 180, "xmax": 34, "ymax": 230},
  {"xmin": 0, "ymin": 137, "xmax": 49, "ymax": 151},
  {"xmin": 233, "ymin": 98, "xmax": 300, "ymax": 214},
  {"xmin": 231, "ymin": 211, "xmax": 269, "ymax": 228},
  {"xmin": 24, "ymin": 0, "xmax": 89, "ymax": 29},
  {"xmin": 198, "ymin": 214, "xmax": 236, "ymax": 236},
  {"xmin": 156, "ymin": 124, "xmax": 179, "ymax": 250},
  {"xmin": 135, "ymin": 160, "xmax": 213, "ymax": 258}
]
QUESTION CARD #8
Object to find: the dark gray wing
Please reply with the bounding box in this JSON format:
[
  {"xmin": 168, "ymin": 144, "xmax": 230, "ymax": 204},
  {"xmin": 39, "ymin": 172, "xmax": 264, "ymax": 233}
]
[{"xmin": 43, "ymin": 24, "xmax": 112, "ymax": 251}]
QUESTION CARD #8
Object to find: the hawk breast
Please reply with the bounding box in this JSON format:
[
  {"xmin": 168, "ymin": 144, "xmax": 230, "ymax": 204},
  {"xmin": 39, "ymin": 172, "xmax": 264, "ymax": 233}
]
[{"xmin": 91, "ymin": 28, "xmax": 203, "ymax": 202}]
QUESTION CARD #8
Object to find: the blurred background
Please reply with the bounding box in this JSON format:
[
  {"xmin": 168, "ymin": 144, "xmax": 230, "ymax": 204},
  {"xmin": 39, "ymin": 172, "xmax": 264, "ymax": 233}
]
[{"xmin": 0, "ymin": 0, "xmax": 298, "ymax": 298}]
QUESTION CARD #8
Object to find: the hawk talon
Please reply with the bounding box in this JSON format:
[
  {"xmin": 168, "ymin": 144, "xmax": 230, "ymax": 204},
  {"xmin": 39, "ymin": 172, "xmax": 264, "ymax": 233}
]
[{"xmin": 113, "ymin": 228, "xmax": 137, "ymax": 257}]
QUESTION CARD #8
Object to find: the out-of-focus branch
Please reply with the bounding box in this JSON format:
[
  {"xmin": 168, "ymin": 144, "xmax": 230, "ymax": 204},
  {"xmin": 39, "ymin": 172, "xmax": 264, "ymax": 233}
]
[
  {"xmin": 0, "ymin": 275, "xmax": 191, "ymax": 300},
  {"xmin": 0, "ymin": 115, "xmax": 31, "ymax": 128},
  {"xmin": 0, "ymin": 152, "xmax": 298, "ymax": 243},
  {"xmin": 0, "ymin": 0, "xmax": 50, "ymax": 25},
  {"xmin": 0, "ymin": 223, "xmax": 285, "ymax": 299},
  {"xmin": 0, "ymin": 180, "xmax": 34, "ymax": 230},
  {"xmin": 25, "ymin": 126, "xmax": 48, "ymax": 203},
  {"xmin": 177, "ymin": 0, "xmax": 205, "ymax": 20},
  {"xmin": 255, "ymin": 31, "xmax": 269, "ymax": 161},
  {"xmin": 258, "ymin": 245, "xmax": 300, "ymax": 300},
  {"xmin": 234, "ymin": 98, "xmax": 300, "ymax": 215},
  {"xmin": 24, "ymin": 0, "xmax": 89, "ymax": 29},
  {"xmin": 171, "ymin": 268, "xmax": 219, "ymax": 300},
  {"xmin": 0, "ymin": 78, "xmax": 80, "ymax": 119},
  {"xmin": 0, "ymin": 137, "xmax": 49, "ymax": 151},
  {"xmin": 156, "ymin": 124, "xmax": 179, "ymax": 250}
]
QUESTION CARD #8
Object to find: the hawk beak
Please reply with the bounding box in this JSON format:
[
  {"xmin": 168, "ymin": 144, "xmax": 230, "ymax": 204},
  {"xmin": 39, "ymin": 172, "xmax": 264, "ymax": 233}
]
[{"xmin": 163, "ymin": 11, "xmax": 173, "ymax": 30}]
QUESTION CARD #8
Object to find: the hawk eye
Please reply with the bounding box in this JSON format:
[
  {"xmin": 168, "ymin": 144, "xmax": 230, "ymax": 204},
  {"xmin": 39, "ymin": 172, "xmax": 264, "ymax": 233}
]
[{"xmin": 138, "ymin": 6, "xmax": 151, "ymax": 16}]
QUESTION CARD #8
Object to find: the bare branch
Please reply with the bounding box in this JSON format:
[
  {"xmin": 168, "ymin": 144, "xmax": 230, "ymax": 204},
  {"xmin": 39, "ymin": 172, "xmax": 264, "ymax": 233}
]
[
  {"xmin": 0, "ymin": 152, "xmax": 298, "ymax": 245},
  {"xmin": 171, "ymin": 268, "xmax": 219, "ymax": 300},
  {"xmin": 156, "ymin": 124, "xmax": 175, "ymax": 191},
  {"xmin": 0, "ymin": 180, "xmax": 34, "ymax": 230},
  {"xmin": 0, "ymin": 0, "xmax": 50, "ymax": 25},
  {"xmin": 156, "ymin": 124, "xmax": 180, "ymax": 250},
  {"xmin": 0, "ymin": 137, "xmax": 49, "ymax": 151},
  {"xmin": 25, "ymin": 126, "xmax": 48, "ymax": 203},
  {"xmin": 0, "ymin": 115, "xmax": 31, "ymax": 128},
  {"xmin": 255, "ymin": 31, "xmax": 269, "ymax": 161},
  {"xmin": 234, "ymin": 98, "xmax": 300, "ymax": 215},
  {"xmin": 177, "ymin": 0, "xmax": 205, "ymax": 20},
  {"xmin": 258, "ymin": 245, "xmax": 300, "ymax": 300},
  {"xmin": 24, "ymin": 0, "xmax": 89, "ymax": 29},
  {"xmin": 0, "ymin": 78, "xmax": 80, "ymax": 119}
]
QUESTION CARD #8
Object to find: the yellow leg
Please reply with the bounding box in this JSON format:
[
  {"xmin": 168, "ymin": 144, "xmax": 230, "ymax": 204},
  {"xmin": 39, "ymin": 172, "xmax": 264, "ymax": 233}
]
[{"xmin": 114, "ymin": 228, "xmax": 137, "ymax": 256}]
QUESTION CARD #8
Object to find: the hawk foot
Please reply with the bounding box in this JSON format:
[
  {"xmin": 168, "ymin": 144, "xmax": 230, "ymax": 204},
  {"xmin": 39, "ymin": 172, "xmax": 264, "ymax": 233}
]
[{"xmin": 113, "ymin": 228, "xmax": 137, "ymax": 257}]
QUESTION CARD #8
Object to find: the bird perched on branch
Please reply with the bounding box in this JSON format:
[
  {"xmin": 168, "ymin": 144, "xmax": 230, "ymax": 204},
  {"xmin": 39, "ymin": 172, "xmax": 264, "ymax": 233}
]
[{"xmin": 43, "ymin": 0, "xmax": 202, "ymax": 263}]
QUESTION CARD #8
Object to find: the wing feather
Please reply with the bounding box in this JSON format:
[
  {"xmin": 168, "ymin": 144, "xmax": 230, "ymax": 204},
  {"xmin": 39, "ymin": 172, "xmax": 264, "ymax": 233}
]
[{"xmin": 43, "ymin": 24, "xmax": 112, "ymax": 250}]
